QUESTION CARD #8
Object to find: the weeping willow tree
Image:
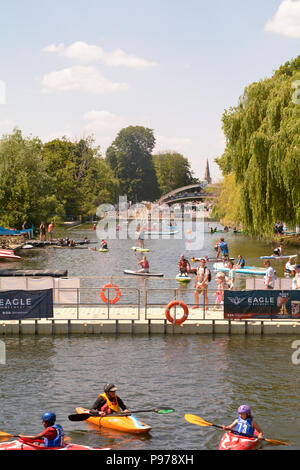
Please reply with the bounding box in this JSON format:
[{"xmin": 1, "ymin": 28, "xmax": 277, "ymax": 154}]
[{"xmin": 216, "ymin": 56, "xmax": 300, "ymax": 236}]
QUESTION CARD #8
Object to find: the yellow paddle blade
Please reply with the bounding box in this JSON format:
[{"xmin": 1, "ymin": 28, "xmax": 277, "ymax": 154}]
[
  {"xmin": 264, "ymin": 437, "xmax": 289, "ymax": 446},
  {"xmin": 184, "ymin": 414, "xmax": 213, "ymax": 427},
  {"xmin": 64, "ymin": 436, "xmax": 72, "ymax": 444},
  {"xmin": 0, "ymin": 431, "xmax": 14, "ymax": 441}
]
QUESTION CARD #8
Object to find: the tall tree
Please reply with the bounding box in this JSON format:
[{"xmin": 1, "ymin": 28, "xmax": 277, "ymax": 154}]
[
  {"xmin": 216, "ymin": 55, "xmax": 300, "ymax": 235},
  {"xmin": 153, "ymin": 151, "xmax": 199, "ymax": 196},
  {"xmin": 106, "ymin": 126, "xmax": 160, "ymax": 202}
]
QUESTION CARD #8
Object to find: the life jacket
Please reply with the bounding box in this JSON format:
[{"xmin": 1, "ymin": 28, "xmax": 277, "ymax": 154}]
[
  {"xmin": 44, "ymin": 424, "xmax": 64, "ymax": 448},
  {"xmin": 98, "ymin": 392, "xmax": 121, "ymax": 413},
  {"xmin": 234, "ymin": 416, "xmax": 254, "ymax": 436}
]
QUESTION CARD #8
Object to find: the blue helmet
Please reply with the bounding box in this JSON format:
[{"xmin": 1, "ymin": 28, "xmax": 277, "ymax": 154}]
[{"xmin": 42, "ymin": 412, "xmax": 56, "ymax": 425}]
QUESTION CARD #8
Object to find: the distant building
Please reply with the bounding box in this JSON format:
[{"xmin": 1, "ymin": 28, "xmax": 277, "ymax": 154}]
[{"xmin": 204, "ymin": 159, "xmax": 212, "ymax": 184}]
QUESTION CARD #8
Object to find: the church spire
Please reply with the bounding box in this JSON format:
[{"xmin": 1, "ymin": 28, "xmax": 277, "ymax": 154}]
[{"xmin": 204, "ymin": 159, "xmax": 212, "ymax": 184}]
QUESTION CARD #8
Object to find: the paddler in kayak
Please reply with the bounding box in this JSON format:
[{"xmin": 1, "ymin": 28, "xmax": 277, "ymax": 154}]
[
  {"xmin": 18, "ymin": 412, "xmax": 64, "ymax": 448},
  {"xmin": 89, "ymin": 383, "xmax": 129, "ymax": 417},
  {"xmin": 222, "ymin": 405, "xmax": 263, "ymax": 439}
]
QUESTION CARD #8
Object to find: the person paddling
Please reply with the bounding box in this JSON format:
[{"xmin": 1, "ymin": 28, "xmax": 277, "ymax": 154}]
[
  {"xmin": 100, "ymin": 239, "xmax": 108, "ymax": 249},
  {"xmin": 19, "ymin": 412, "xmax": 64, "ymax": 448},
  {"xmin": 137, "ymin": 255, "xmax": 149, "ymax": 273},
  {"xmin": 222, "ymin": 405, "xmax": 263, "ymax": 439},
  {"xmin": 89, "ymin": 383, "xmax": 129, "ymax": 417}
]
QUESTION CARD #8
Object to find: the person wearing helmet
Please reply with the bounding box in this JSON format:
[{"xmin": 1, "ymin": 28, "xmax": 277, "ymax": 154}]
[
  {"xmin": 222, "ymin": 405, "xmax": 263, "ymax": 438},
  {"xmin": 89, "ymin": 384, "xmax": 129, "ymax": 417},
  {"xmin": 18, "ymin": 412, "xmax": 64, "ymax": 448}
]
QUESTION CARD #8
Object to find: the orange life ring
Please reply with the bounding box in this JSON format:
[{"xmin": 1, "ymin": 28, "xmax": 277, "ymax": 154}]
[
  {"xmin": 165, "ymin": 300, "xmax": 189, "ymax": 325},
  {"xmin": 100, "ymin": 283, "xmax": 121, "ymax": 304}
]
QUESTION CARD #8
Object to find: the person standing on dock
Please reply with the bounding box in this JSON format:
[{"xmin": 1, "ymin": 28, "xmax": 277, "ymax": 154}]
[
  {"xmin": 226, "ymin": 260, "xmax": 236, "ymax": 290},
  {"xmin": 39, "ymin": 221, "xmax": 46, "ymax": 241},
  {"xmin": 263, "ymin": 260, "xmax": 276, "ymax": 289},
  {"xmin": 193, "ymin": 258, "xmax": 211, "ymax": 310},
  {"xmin": 48, "ymin": 221, "xmax": 54, "ymax": 241}
]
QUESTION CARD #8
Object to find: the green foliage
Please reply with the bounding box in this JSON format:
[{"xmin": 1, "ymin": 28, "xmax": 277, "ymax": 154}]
[
  {"xmin": 153, "ymin": 151, "xmax": 199, "ymax": 196},
  {"xmin": 216, "ymin": 55, "xmax": 300, "ymax": 235},
  {"xmin": 106, "ymin": 126, "xmax": 160, "ymax": 202}
]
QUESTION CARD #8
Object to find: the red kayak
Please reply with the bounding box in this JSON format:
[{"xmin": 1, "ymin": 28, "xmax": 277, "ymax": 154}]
[
  {"xmin": 219, "ymin": 431, "xmax": 261, "ymax": 450},
  {"xmin": 0, "ymin": 438, "xmax": 109, "ymax": 451}
]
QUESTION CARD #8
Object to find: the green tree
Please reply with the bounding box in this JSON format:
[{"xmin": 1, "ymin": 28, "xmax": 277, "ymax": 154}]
[
  {"xmin": 215, "ymin": 55, "xmax": 300, "ymax": 235},
  {"xmin": 0, "ymin": 129, "xmax": 54, "ymax": 228},
  {"xmin": 153, "ymin": 151, "xmax": 199, "ymax": 196},
  {"xmin": 106, "ymin": 126, "xmax": 159, "ymax": 202}
]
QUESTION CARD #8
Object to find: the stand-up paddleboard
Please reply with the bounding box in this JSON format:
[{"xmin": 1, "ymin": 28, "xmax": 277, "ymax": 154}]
[
  {"xmin": 212, "ymin": 262, "xmax": 272, "ymax": 276},
  {"xmin": 191, "ymin": 257, "xmax": 234, "ymax": 263},
  {"xmin": 131, "ymin": 247, "xmax": 149, "ymax": 252},
  {"xmin": 99, "ymin": 248, "xmax": 108, "ymax": 252},
  {"xmin": 124, "ymin": 270, "xmax": 164, "ymax": 277},
  {"xmin": 144, "ymin": 231, "xmax": 178, "ymax": 235},
  {"xmin": 176, "ymin": 273, "xmax": 192, "ymax": 283},
  {"xmin": 260, "ymin": 254, "xmax": 297, "ymax": 260}
]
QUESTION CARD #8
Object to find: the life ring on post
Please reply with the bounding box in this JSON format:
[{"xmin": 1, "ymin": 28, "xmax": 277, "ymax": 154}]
[
  {"xmin": 100, "ymin": 283, "xmax": 121, "ymax": 304},
  {"xmin": 165, "ymin": 300, "xmax": 189, "ymax": 325}
]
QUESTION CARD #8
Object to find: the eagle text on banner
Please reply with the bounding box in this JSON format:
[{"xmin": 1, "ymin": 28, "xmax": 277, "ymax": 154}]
[
  {"xmin": 0, "ymin": 289, "xmax": 53, "ymax": 320},
  {"xmin": 224, "ymin": 290, "xmax": 300, "ymax": 319}
]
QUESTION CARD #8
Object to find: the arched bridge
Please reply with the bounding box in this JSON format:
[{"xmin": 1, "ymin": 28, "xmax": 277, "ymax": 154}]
[{"xmin": 157, "ymin": 183, "xmax": 217, "ymax": 205}]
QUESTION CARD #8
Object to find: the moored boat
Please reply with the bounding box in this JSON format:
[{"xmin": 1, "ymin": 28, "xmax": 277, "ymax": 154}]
[{"xmin": 76, "ymin": 407, "xmax": 152, "ymax": 434}]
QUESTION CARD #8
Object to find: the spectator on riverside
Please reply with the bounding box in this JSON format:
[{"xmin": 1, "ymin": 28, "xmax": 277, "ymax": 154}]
[
  {"xmin": 264, "ymin": 260, "xmax": 276, "ymax": 289},
  {"xmin": 40, "ymin": 221, "xmax": 46, "ymax": 241},
  {"xmin": 292, "ymin": 264, "xmax": 300, "ymax": 290},
  {"xmin": 193, "ymin": 258, "xmax": 211, "ymax": 310},
  {"xmin": 226, "ymin": 260, "xmax": 236, "ymax": 290},
  {"xmin": 213, "ymin": 272, "xmax": 228, "ymax": 310},
  {"xmin": 48, "ymin": 221, "xmax": 54, "ymax": 241}
]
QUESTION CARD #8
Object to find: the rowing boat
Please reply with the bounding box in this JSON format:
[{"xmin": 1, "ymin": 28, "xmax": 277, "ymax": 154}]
[
  {"xmin": 75, "ymin": 407, "xmax": 152, "ymax": 434},
  {"xmin": 219, "ymin": 431, "xmax": 260, "ymax": 450},
  {"xmin": 124, "ymin": 270, "xmax": 164, "ymax": 277}
]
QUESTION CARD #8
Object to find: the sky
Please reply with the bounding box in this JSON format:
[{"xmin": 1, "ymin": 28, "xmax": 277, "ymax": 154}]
[{"xmin": 0, "ymin": 0, "xmax": 300, "ymax": 182}]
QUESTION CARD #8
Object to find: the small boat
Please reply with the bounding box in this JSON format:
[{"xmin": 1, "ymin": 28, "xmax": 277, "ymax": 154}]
[
  {"xmin": 0, "ymin": 249, "xmax": 21, "ymax": 260},
  {"xmin": 0, "ymin": 438, "xmax": 108, "ymax": 451},
  {"xmin": 124, "ymin": 270, "xmax": 164, "ymax": 277},
  {"xmin": 75, "ymin": 407, "xmax": 152, "ymax": 435},
  {"xmin": 219, "ymin": 431, "xmax": 260, "ymax": 450},
  {"xmin": 176, "ymin": 273, "xmax": 192, "ymax": 283},
  {"xmin": 260, "ymin": 254, "xmax": 297, "ymax": 260},
  {"xmin": 143, "ymin": 231, "xmax": 178, "ymax": 235},
  {"xmin": 212, "ymin": 262, "xmax": 271, "ymax": 276},
  {"xmin": 131, "ymin": 247, "xmax": 149, "ymax": 252}
]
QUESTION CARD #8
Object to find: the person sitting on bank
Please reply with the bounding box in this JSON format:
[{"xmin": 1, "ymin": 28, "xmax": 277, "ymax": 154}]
[
  {"xmin": 137, "ymin": 255, "xmax": 149, "ymax": 273},
  {"xmin": 19, "ymin": 412, "xmax": 64, "ymax": 448},
  {"xmin": 178, "ymin": 254, "xmax": 191, "ymax": 275},
  {"xmin": 89, "ymin": 384, "xmax": 129, "ymax": 417},
  {"xmin": 222, "ymin": 405, "xmax": 263, "ymax": 439}
]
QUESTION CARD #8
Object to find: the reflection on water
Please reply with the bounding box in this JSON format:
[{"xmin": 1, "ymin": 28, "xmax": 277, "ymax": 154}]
[{"xmin": 0, "ymin": 335, "xmax": 299, "ymax": 450}]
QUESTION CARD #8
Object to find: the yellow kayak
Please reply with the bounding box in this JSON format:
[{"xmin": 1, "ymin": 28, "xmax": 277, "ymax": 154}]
[{"xmin": 76, "ymin": 407, "xmax": 152, "ymax": 434}]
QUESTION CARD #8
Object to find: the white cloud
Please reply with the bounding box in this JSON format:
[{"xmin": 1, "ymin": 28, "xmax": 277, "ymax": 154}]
[
  {"xmin": 264, "ymin": 0, "xmax": 300, "ymax": 38},
  {"xmin": 0, "ymin": 119, "xmax": 17, "ymax": 134},
  {"xmin": 83, "ymin": 110, "xmax": 128, "ymax": 132},
  {"xmin": 43, "ymin": 41, "xmax": 158, "ymax": 68},
  {"xmin": 41, "ymin": 66, "xmax": 128, "ymax": 94},
  {"xmin": 154, "ymin": 135, "xmax": 192, "ymax": 153}
]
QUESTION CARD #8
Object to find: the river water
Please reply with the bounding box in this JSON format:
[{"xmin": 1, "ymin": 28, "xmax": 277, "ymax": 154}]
[{"xmin": 0, "ymin": 221, "xmax": 299, "ymax": 450}]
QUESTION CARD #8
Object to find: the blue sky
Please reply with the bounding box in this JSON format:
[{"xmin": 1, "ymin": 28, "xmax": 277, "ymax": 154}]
[{"xmin": 1, "ymin": 0, "xmax": 300, "ymax": 181}]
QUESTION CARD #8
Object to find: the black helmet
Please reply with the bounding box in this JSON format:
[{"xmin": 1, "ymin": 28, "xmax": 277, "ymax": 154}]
[{"xmin": 104, "ymin": 383, "xmax": 117, "ymax": 393}]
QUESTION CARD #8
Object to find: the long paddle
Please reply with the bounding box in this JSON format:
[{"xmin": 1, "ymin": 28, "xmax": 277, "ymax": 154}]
[
  {"xmin": 0, "ymin": 429, "xmax": 72, "ymax": 443},
  {"xmin": 68, "ymin": 407, "xmax": 175, "ymax": 422},
  {"xmin": 184, "ymin": 414, "xmax": 289, "ymax": 446}
]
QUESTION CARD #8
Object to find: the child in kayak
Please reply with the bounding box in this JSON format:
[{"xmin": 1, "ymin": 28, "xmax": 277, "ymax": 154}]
[
  {"xmin": 19, "ymin": 412, "xmax": 64, "ymax": 448},
  {"xmin": 89, "ymin": 383, "xmax": 129, "ymax": 416},
  {"xmin": 223, "ymin": 405, "xmax": 263, "ymax": 439}
]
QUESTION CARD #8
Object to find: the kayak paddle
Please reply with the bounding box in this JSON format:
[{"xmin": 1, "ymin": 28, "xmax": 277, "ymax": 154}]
[
  {"xmin": 68, "ymin": 407, "xmax": 175, "ymax": 422},
  {"xmin": 184, "ymin": 414, "xmax": 289, "ymax": 447},
  {"xmin": 0, "ymin": 429, "xmax": 72, "ymax": 443}
]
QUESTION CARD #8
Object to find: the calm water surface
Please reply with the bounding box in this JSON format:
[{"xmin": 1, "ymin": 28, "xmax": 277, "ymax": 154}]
[
  {"xmin": 0, "ymin": 335, "xmax": 299, "ymax": 450},
  {"xmin": 0, "ymin": 223, "xmax": 299, "ymax": 450}
]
